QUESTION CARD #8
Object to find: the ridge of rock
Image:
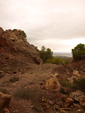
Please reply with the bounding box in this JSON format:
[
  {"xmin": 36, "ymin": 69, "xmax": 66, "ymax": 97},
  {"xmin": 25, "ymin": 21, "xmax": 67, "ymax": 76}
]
[{"xmin": 0, "ymin": 27, "xmax": 42, "ymax": 71}]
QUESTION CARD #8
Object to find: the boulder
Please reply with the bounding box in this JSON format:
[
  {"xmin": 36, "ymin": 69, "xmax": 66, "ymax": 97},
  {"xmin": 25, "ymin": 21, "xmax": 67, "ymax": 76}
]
[
  {"xmin": 45, "ymin": 78, "xmax": 61, "ymax": 91},
  {"xmin": 73, "ymin": 70, "xmax": 80, "ymax": 77},
  {"xmin": 69, "ymin": 90, "xmax": 85, "ymax": 101},
  {"xmin": 70, "ymin": 76, "xmax": 76, "ymax": 84},
  {"xmin": 70, "ymin": 70, "xmax": 81, "ymax": 84},
  {"xmin": 0, "ymin": 92, "xmax": 11, "ymax": 110},
  {"xmin": 3, "ymin": 108, "xmax": 10, "ymax": 113},
  {"xmin": 65, "ymin": 98, "xmax": 74, "ymax": 107},
  {"xmin": 79, "ymin": 98, "xmax": 85, "ymax": 109}
]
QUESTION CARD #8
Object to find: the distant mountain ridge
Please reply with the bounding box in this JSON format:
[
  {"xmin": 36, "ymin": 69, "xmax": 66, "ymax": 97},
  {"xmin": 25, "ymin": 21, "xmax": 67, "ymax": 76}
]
[{"xmin": 53, "ymin": 52, "xmax": 72, "ymax": 57}]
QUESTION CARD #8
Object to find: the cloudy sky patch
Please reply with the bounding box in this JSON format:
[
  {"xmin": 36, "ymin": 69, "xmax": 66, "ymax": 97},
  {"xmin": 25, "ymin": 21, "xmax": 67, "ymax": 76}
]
[{"xmin": 0, "ymin": 0, "xmax": 85, "ymax": 53}]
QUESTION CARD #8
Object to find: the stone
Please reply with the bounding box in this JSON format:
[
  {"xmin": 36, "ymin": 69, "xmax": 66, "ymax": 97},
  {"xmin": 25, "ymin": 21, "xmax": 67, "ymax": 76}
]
[
  {"xmin": 59, "ymin": 108, "xmax": 67, "ymax": 113},
  {"xmin": 52, "ymin": 72, "xmax": 58, "ymax": 77},
  {"xmin": 3, "ymin": 108, "xmax": 10, "ymax": 113},
  {"xmin": 65, "ymin": 98, "xmax": 74, "ymax": 107},
  {"xmin": 73, "ymin": 103, "xmax": 81, "ymax": 109},
  {"xmin": 70, "ymin": 70, "xmax": 81, "ymax": 84},
  {"xmin": 79, "ymin": 98, "xmax": 85, "ymax": 109},
  {"xmin": 59, "ymin": 108, "xmax": 71, "ymax": 113},
  {"xmin": 48, "ymin": 100, "xmax": 54, "ymax": 105},
  {"xmin": 60, "ymin": 87, "xmax": 71, "ymax": 94},
  {"xmin": 0, "ymin": 92, "xmax": 11, "ymax": 110},
  {"xmin": 70, "ymin": 76, "xmax": 76, "ymax": 84},
  {"xmin": 61, "ymin": 95, "xmax": 67, "ymax": 102},
  {"xmin": 73, "ymin": 70, "xmax": 80, "ymax": 77},
  {"xmin": 45, "ymin": 78, "xmax": 61, "ymax": 91},
  {"xmin": 77, "ymin": 109, "xmax": 83, "ymax": 113},
  {"xmin": 53, "ymin": 104, "xmax": 60, "ymax": 111},
  {"xmin": 73, "ymin": 103, "xmax": 83, "ymax": 112},
  {"xmin": 13, "ymin": 110, "xmax": 19, "ymax": 113},
  {"xmin": 69, "ymin": 90, "xmax": 85, "ymax": 101}
]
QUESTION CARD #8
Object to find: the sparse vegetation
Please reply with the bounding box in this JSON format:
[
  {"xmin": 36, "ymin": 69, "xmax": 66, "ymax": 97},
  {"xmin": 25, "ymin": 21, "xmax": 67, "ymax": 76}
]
[
  {"xmin": 9, "ymin": 76, "xmax": 19, "ymax": 83},
  {"xmin": 14, "ymin": 87, "xmax": 43, "ymax": 112},
  {"xmin": 40, "ymin": 46, "xmax": 72, "ymax": 64},
  {"xmin": 60, "ymin": 79, "xmax": 71, "ymax": 88},
  {"xmin": 12, "ymin": 29, "xmax": 27, "ymax": 37},
  {"xmin": 14, "ymin": 87, "xmax": 39, "ymax": 99},
  {"xmin": 14, "ymin": 88, "xmax": 32, "ymax": 99},
  {"xmin": 73, "ymin": 77, "xmax": 85, "ymax": 91},
  {"xmin": 22, "ymin": 30, "xmax": 27, "ymax": 37}
]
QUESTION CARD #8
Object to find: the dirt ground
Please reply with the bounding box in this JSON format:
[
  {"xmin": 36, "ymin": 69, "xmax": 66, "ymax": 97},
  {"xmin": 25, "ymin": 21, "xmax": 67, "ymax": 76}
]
[{"xmin": 0, "ymin": 61, "xmax": 85, "ymax": 113}]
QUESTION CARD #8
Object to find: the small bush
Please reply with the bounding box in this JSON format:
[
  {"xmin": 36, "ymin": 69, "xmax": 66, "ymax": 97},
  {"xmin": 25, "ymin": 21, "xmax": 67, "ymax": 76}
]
[
  {"xmin": 9, "ymin": 76, "xmax": 19, "ymax": 83},
  {"xmin": 14, "ymin": 88, "xmax": 30, "ymax": 99},
  {"xmin": 73, "ymin": 77, "xmax": 85, "ymax": 91},
  {"xmin": 22, "ymin": 30, "xmax": 27, "ymax": 37},
  {"xmin": 52, "ymin": 57, "xmax": 65, "ymax": 65},
  {"xmin": 60, "ymin": 80, "xmax": 71, "ymax": 88},
  {"xmin": 14, "ymin": 87, "xmax": 43, "ymax": 112},
  {"xmin": 12, "ymin": 29, "xmax": 16, "ymax": 32},
  {"xmin": 12, "ymin": 29, "xmax": 27, "ymax": 37},
  {"xmin": 14, "ymin": 87, "xmax": 39, "ymax": 100},
  {"xmin": 0, "ymin": 73, "xmax": 4, "ymax": 78}
]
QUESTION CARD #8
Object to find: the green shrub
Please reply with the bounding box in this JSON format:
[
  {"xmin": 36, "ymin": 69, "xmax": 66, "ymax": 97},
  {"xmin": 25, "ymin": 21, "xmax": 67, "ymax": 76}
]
[
  {"xmin": 22, "ymin": 30, "xmax": 27, "ymax": 37},
  {"xmin": 73, "ymin": 78, "xmax": 85, "ymax": 91},
  {"xmin": 40, "ymin": 46, "xmax": 53, "ymax": 63},
  {"xmin": 72, "ymin": 43, "xmax": 85, "ymax": 60},
  {"xmin": 14, "ymin": 87, "xmax": 43, "ymax": 112},
  {"xmin": 9, "ymin": 76, "xmax": 19, "ymax": 83},
  {"xmin": 12, "ymin": 29, "xmax": 27, "ymax": 37},
  {"xmin": 40, "ymin": 46, "xmax": 72, "ymax": 64},
  {"xmin": 64, "ymin": 59, "xmax": 72, "ymax": 64},
  {"xmin": 12, "ymin": 29, "xmax": 16, "ymax": 32},
  {"xmin": 60, "ymin": 80, "xmax": 71, "ymax": 88},
  {"xmin": 51, "ymin": 57, "xmax": 65, "ymax": 65}
]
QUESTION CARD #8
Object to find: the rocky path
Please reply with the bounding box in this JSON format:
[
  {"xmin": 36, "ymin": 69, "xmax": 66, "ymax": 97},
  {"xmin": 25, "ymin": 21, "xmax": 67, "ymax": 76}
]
[{"xmin": 0, "ymin": 62, "xmax": 85, "ymax": 113}]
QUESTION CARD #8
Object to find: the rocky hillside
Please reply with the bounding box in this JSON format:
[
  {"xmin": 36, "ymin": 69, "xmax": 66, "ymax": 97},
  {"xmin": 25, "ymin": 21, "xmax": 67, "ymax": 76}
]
[
  {"xmin": 0, "ymin": 27, "xmax": 85, "ymax": 113},
  {"xmin": 0, "ymin": 27, "xmax": 42, "ymax": 71}
]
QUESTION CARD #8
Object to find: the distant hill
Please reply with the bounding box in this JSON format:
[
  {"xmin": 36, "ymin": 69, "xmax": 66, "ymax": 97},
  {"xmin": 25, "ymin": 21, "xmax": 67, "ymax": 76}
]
[{"xmin": 53, "ymin": 52, "xmax": 72, "ymax": 57}]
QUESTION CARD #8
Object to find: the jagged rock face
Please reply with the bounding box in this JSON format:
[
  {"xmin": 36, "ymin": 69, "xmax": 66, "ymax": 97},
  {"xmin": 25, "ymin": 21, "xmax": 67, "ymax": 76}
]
[{"xmin": 0, "ymin": 27, "xmax": 42, "ymax": 70}]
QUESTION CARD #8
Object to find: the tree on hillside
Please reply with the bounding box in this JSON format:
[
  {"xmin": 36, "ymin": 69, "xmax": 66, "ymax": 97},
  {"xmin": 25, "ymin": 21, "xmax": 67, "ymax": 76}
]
[
  {"xmin": 72, "ymin": 43, "xmax": 85, "ymax": 60},
  {"xmin": 40, "ymin": 46, "xmax": 53, "ymax": 62}
]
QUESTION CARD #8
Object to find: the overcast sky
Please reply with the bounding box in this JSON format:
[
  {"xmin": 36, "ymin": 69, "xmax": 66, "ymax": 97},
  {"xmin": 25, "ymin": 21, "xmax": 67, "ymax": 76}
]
[{"xmin": 0, "ymin": 0, "xmax": 85, "ymax": 53}]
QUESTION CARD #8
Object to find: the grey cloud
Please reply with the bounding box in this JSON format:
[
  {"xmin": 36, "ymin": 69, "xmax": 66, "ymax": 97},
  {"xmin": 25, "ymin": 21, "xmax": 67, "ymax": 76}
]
[{"xmin": 0, "ymin": 0, "xmax": 85, "ymax": 52}]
